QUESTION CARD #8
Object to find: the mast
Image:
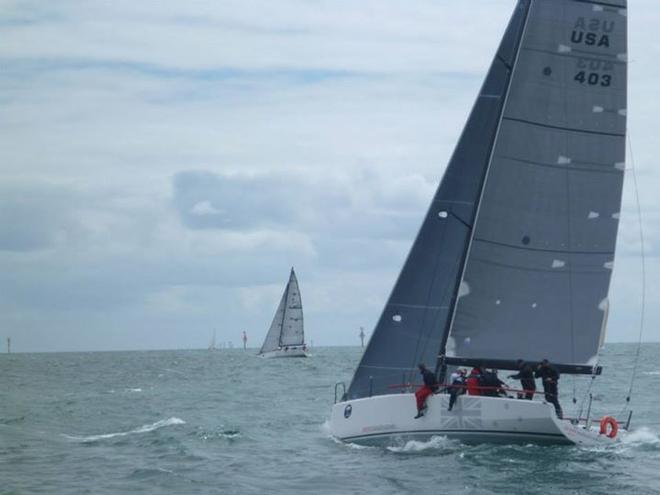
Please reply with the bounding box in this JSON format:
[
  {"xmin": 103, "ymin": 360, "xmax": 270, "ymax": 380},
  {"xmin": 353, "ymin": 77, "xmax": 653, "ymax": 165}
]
[{"xmin": 6, "ymin": 337, "xmax": 10, "ymax": 354}]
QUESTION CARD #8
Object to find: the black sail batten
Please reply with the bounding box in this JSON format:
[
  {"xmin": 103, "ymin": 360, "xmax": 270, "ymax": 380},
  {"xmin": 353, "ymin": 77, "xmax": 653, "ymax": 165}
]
[
  {"xmin": 345, "ymin": 0, "xmax": 532, "ymax": 400},
  {"xmin": 445, "ymin": 0, "xmax": 627, "ymax": 373},
  {"xmin": 442, "ymin": 357, "xmax": 602, "ymax": 376}
]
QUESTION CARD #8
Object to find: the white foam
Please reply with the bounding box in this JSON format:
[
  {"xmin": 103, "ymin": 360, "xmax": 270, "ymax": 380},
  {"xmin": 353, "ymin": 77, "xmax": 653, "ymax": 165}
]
[
  {"xmin": 127, "ymin": 388, "xmax": 142, "ymax": 393},
  {"xmin": 63, "ymin": 417, "xmax": 185, "ymax": 442},
  {"xmin": 621, "ymin": 427, "xmax": 660, "ymax": 446},
  {"xmin": 642, "ymin": 371, "xmax": 660, "ymax": 376},
  {"xmin": 322, "ymin": 420, "xmax": 375, "ymax": 450},
  {"xmin": 386, "ymin": 435, "xmax": 454, "ymax": 453}
]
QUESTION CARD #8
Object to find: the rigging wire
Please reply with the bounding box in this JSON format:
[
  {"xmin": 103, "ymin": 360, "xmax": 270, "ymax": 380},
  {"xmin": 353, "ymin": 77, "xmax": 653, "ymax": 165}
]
[
  {"xmin": 577, "ymin": 374, "xmax": 597, "ymax": 420},
  {"xmin": 620, "ymin": 132, "xmax": 647, "ymax": 413}
]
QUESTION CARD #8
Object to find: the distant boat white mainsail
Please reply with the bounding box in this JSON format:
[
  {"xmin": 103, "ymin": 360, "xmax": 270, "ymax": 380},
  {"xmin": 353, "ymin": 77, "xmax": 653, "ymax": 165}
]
[
  {"xmin": 208, "ymin": 330, "xmax": 217, "ymax": 351},
  {"xmin": 259, "ymin": 268, "xmax": 307, "ymax": 358}
]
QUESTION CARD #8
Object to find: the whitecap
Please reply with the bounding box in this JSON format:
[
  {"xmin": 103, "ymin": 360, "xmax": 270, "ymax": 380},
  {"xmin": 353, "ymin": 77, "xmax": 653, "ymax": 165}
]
[
  {"xmin": 642, "ymin": 371, "xmax": 660, "ymax": 376},
  {"xmin": 387, "ymin": 435, "xmax": 454, "ymax": 453},
  {"xmin": 126, "ymin": 388, "xmax": 142, "ymax": 393},
  {"xmin": 62, "ymin": 417, "xmax": 185, "ymax": 442},
  {"xmin": 621, "ymin": 427, "xmax": 660, "ymax": 446}
]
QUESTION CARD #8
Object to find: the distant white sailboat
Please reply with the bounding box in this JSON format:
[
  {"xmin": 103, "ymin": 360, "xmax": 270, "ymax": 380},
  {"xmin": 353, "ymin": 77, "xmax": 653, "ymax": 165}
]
[
  {"xmin": 258, "ymin": 268, "xmax": 308, "ymax": 359},
  {"xmin": 208, "ymin": 330, "xmax": 217, "ymax": 351},
  {"xmin": 330, "ymin": 0, "xmax": 630, "ymax": 446}
]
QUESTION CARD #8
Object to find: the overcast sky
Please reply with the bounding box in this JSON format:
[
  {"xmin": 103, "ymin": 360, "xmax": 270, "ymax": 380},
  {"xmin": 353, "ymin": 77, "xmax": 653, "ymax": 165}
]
[{"xmin": 1, "ymin": 0, "xmax": 658, "ymax": 352}]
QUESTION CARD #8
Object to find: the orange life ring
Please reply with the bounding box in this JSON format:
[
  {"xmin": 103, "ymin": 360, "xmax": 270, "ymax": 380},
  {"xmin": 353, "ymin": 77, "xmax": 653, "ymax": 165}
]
[{"xmin": 599, "ymin": 416, "xmax": 618, "ymax": 438}]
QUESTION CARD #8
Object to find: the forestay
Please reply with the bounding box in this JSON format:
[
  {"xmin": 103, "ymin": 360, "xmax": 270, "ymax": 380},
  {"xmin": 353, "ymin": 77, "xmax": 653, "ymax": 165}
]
[
  {"xmin": 446, "ymin": 0, "xmax": 627, "ymax": 370},
  {"xmin": 346, "ymin": 1, "xmax": 532, "ymax": 399}
]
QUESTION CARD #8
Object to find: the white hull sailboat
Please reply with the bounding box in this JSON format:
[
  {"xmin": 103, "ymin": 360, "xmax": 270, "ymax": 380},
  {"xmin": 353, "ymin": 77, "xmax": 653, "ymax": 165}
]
[
  {"xmin": 331, "ymin": 394, "xmax": 618, "ymax": 447},
  {"xmin": 330, "ymin": 0, "xmax": 630, "ymax": 446},
  {"xmin": 258, "ymin": 268, "xmax": 308, "ymax": 359}
]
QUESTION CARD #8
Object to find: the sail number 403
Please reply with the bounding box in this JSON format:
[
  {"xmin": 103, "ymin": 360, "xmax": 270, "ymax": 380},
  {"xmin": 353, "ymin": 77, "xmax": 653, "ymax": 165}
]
[{"xmin": 574, "ymin": 71, "xmax": 611, "ymax": 87}]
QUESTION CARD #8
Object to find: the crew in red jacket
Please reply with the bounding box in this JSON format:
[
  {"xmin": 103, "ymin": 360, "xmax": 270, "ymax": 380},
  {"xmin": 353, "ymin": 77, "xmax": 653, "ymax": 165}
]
[
  {"xmin": 466, "ymin": 367, "xmax": 483, "ymax": 396},
  {"xmin": 414, "ymin": 363, "xmax": 439, "ymax": 419}
]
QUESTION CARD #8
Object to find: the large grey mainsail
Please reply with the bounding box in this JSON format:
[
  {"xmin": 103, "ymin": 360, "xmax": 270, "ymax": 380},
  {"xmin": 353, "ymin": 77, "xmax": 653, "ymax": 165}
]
[
  {"xmin": 259, "ymin": 268, "xmax": 305, "ymax": 354},
  {"xmin": 446, "ymin": 0, "xmax": 627, "ymax": 372},
  {"xmin": 346, "ymin": 1, "xmax": 532, "ymax": 400}
]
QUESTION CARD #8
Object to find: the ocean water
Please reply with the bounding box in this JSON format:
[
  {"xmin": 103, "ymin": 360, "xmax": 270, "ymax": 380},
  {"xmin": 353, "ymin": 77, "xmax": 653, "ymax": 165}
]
[{"xmin": 1, "ymin": 344, "xmax": 660, "ymax": 494}]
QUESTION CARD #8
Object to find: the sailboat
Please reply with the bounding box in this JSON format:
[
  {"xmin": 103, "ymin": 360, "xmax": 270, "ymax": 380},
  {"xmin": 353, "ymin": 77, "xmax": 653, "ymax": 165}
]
[
  {"xmin": 330, "ymin": 0, "xmax": 628, "ymax": 446},
  {"xmin": 258, "ymin": 268, "xmax": 308, "ymax": 358},
  {"xmin": 208, "ymin": 330, "xmax": 217, "ymax": 351}
]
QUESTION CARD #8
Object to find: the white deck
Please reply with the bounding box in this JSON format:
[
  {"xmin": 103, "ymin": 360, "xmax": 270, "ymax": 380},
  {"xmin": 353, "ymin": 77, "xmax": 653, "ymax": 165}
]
[{"xmin": 330, "ymin": 393, "xmax": 617, "ymax": 447}]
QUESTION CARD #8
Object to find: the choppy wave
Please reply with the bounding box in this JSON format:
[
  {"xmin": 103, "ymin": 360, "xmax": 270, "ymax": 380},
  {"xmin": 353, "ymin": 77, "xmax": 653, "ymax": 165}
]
[
  {"xmin": 63, "ymin": 417, "xmax": 185, "ymax": 442},
  {"xmin": 621, "ymin": 427, "xmax": 660, "ymax": 446},
  {"xmin": 195, "ymin": 427, "xmax": 241, "ymax": 441}
]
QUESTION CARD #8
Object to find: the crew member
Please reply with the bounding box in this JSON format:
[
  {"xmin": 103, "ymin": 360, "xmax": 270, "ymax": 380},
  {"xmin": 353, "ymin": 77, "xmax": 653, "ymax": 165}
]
[
  {"xmin": 448, "ymin": 369, "xmax": 466, "ymax": 411},
  {"xmin": 508, "ymin": 359, "xmax": 536, "ymax": 400},
  {"xmin": 466, "ymin": 366, "xmax": 483, "ymax": 396},
  {"xmin": 535, "ymin": 359, "xmax": 563, "ymax": 419},
  {"xmin": 481, "ymin": 369, "xmax": 506, "ymax": 397},
  {"xmin": 414, "ymin": 363, "xmax": 439, "ymax": 419}
]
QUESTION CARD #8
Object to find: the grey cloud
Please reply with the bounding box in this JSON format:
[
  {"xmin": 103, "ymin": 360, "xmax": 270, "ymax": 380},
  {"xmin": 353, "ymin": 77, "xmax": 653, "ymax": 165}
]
[
  {"xmin": 0, "ymin": 182, "xmax": 80, "ymax": 252},
  {"xmin": 173, "ymin": 170, "xmax": 299, "ymax": 230},
  {"xmin": 172, "ymin": 169, "xmax": 431, "ymax": 242}
]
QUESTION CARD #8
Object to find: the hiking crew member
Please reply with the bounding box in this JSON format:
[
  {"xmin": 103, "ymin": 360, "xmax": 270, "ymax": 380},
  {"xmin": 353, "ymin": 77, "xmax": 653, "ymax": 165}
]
[
  {"xmin": 414, "ymin": 363, "xmax": 439, "ymax": 419},
  {"xmin": 447, "ymin": 369, "xmax": 466, "ymax": 411},
  {"xmin": 508, "ymin": 359, "xmax": 536, "ymax": 400},
  {"xmin": 535, "ymin": 359, "xmax": 563, "ymax": 419}
]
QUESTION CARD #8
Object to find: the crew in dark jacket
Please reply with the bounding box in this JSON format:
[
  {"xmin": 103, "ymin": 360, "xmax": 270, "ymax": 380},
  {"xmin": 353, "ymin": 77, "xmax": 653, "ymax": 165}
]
[
  {"xmin": 414, "ymin": 363, "xmax": 439, "ymax": 419},
  {"xmin": 481, "ymin": 369, "xmax": 507, "ymax": 397},
  {"xmin": 509, "ymin": 359, "xmax": 536, "ymax": 400},
  {"xmin": 535, "ymin": 359, "xmax": 563, "ymax": 418}
]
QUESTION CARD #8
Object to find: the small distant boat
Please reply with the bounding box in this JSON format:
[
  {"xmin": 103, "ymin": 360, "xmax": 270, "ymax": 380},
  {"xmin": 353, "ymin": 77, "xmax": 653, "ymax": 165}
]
[
  {"xmin": 208, "ymin": 330, "xmax": 217, "ymax": 351},
  {"xmin": 258, "ymin": 268, "xmax": 308, "ymax": 358}
]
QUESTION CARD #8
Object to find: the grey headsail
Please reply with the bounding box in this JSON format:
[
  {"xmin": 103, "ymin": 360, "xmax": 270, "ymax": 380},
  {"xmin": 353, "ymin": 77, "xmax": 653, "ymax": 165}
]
[
  {"xmin": 259, "ymin": 268, "xmax": 305, "ymax": 354},
  {"xmin": 346, "ymin": 1, "xmax": 532, "ymax": 400},
  {"xmin": 280, "ymin": 269, "xmax": 304, "ymax": 346},
  {"xmin": 445, "ymin": 0, "xmax": 627, "ymax": 372}
]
